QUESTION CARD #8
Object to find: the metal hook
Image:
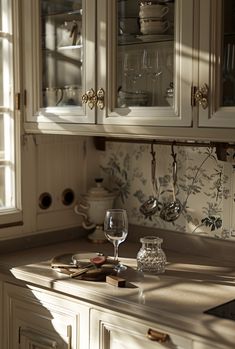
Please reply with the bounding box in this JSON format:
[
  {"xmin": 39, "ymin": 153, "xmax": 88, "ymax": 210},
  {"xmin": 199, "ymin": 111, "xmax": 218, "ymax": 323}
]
[
  {"xmin": 150, "ymin": 142, "xmax": 156, "ymax": 160},
  {"xmin": 171, "ymin": 142, "xmax": 177, "ymax": 163},
  {"xmin": 171, "ymin": 143, "xmax": 177, "ymax": 188}
]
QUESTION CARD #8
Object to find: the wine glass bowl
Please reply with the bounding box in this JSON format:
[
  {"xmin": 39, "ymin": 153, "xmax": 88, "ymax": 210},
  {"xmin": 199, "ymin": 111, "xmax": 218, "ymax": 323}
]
[
  {"xmin": 104, "ymin": 209, "xmax": 128, "ymax": 271},
  {"xmin": 123, "ymin": 52, "xmax": 142, "ymax": 86}
]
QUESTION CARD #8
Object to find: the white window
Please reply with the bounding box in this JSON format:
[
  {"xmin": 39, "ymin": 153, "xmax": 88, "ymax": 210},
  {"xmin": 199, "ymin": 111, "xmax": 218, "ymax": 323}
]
[{"xmin": 0, "ymin": 0, "xmax": 22, "ymax": 229}]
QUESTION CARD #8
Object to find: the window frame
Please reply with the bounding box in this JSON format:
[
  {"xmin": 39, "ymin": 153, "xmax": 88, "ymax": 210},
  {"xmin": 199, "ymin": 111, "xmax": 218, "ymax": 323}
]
[{"xmin": 0, "ymin": 0, "xmax": 23, "ymax": 235}]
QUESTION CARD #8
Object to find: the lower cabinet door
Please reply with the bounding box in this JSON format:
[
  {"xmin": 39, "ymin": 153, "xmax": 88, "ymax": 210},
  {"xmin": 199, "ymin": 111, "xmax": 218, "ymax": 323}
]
[
  {"xmin": 3, "ymin": 282, "xmax": 89, "ymax": 349},
  {"xmin": 19, "ymin": 327, "xmax": 63, "ymax": 349},
  {"xmin": 90, "ymin": 308, "xmax": 193, "ymax": 349}
]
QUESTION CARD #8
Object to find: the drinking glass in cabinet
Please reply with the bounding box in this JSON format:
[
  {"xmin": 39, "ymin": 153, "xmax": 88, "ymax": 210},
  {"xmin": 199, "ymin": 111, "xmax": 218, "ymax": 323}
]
[
  {"xmin": 43, "ymin": 87, "xmax": 63, "ymax": 107},
  {"xmin": 40, "ymin": 0, "xmax": 83, "ymax": 108},
  {"xmin": 116, "ymin": 0, "xmax": 175, "ymax": 108}
]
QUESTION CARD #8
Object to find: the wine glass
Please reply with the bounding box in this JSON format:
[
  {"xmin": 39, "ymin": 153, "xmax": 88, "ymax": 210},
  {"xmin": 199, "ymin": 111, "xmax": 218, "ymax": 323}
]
[
  {"xmin": 123, "ymin": 52, "xmax": 142, "ymax": 88},
  {"xmin": 141, "ymin": 49, "xmax": 162, "ymax": 105},
  {"xmin": 104, "ymin": 209, "xmax": 128, "ymax": 271},
  {"xmin": 141, "ymin": 49, "xmax": 162, "ymax": 79}
]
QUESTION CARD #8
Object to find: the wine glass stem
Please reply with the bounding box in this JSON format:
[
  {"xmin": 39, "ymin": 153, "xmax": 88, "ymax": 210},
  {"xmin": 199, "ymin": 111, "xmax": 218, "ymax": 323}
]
[{"xmin": 113, "ymin": 242, "xmax": 119, "ymax": 262}]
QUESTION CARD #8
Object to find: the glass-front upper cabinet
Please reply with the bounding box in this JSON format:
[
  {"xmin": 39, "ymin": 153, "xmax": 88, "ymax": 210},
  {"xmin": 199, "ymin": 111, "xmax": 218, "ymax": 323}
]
[
  {"xmin": 97, "ymin": 0, "xmax": 194, "ymax": 127},
  {"xmin": 22, "ymin": 0, "xmax": 194, "ymax": 130},
  {"xmin": 198, "ymin": 0, "xmax": 235, "ymax": 128},
  {"xmin": 21, "ymin": 0, "xmax": 96, "ymax": 124}
]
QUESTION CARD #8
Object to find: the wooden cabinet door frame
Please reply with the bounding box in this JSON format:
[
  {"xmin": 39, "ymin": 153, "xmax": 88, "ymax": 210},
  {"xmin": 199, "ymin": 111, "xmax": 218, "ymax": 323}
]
[
  {"xmin": 22, "ymin": 0, "xmax": 96, "ymax": 125},
  {"xmin": 97, "ymin": 0, "xmax": 194, "ymax": 127},
  {"xmin": 198, "ymin": 0, "xmax": 235, "ymax": 128}
]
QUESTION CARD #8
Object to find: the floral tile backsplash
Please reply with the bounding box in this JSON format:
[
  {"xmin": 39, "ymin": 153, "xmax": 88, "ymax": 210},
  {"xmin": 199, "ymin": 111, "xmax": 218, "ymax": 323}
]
[{"xmin": 99, "ymin": 142, "xmax": 235, "ymax": 240}]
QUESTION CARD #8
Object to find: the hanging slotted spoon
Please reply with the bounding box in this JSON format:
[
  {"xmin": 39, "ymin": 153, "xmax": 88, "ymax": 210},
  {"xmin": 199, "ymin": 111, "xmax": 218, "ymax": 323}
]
[
  {"xmin": 160, "ymin": 144, "xmax": 182, "ymax": 222},
  {"xmin": 140, "ymin": 143, "xmax": 159, "ymax": 218}
]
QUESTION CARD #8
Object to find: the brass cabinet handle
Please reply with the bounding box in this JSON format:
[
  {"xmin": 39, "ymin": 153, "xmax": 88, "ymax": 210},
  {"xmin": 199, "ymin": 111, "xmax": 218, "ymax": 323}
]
[
  {"xmin": 147, "ymin": 328, "xmax": 169, "ymax": 343},
  {"xmin": 82, "ymin": 88, "xmax": 105, "ymax": 110},
  {"xmin": 194, "ymin": 83, "xmax": 209, "ymax": 109},
  {"xmin": 82, "ymin": 88, "xmax": 97, "ymax": 110},
  {"xmin": 96, "ymin": 87, "xmax": 105, "ymax": 110}
]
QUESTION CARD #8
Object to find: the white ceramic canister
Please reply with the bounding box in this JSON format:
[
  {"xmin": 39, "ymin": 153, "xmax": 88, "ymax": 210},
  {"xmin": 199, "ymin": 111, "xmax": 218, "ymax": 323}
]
[
  {"xmin": 74, "ymin": 178, "xmax": 116, "ymax": 228},
  {"xmin": 83, "ymin": 179, "xmax": 116, "ymax": 225}
]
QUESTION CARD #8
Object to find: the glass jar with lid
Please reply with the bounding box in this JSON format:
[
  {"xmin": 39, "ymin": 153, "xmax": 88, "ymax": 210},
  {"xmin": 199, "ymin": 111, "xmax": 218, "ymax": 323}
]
[{"xmin": 137, "ymin": 236, "xmax": 166, "ymax": 274}]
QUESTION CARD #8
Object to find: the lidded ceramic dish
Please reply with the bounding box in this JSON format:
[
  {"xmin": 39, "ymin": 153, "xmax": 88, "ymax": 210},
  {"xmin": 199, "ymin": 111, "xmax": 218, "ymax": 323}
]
[
  {"xmin": 82, "ymin": 178, "xmax": 116, "ymax": 225},
  {"xmin": 74, "ymin": 178, "xmax": 116, "ymax": 243},
  {"xmin": 140, "ymin": 18, "xmax": 169, "ymax": 35},
  {"xmin": 139, "ymin": 3, "xmax": 169, "ymax": 19}
]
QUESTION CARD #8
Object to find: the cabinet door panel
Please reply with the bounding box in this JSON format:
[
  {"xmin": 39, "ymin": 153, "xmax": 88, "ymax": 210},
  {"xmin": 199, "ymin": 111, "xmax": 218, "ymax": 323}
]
[
  {"xmin": 22, "ymin": 0, "xmax": 96, "ymax": 124},
  {"xmin": 3, "ymin": 283, "xmax": 89, "ymax": 349},
  {"xmin": 97, "ymin": 0, "xmax": 194, "ymax": 127},
  {"xmin": 198, "ymin": 0, "xmax": 235, "ymax": 128},
  {"xmin": 90, "ymin": 309, "xmax": 193, "ymax": 349},
  {"xmin": 19, "ymin": 327, "xmax": 60, "ymax": 349}
]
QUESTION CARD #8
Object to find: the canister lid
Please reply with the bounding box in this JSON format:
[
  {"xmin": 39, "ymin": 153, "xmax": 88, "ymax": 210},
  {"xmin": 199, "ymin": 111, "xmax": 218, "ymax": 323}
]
[{"xmin": 86, "ymin": 178, "xmax": 115, "ymax": 199}]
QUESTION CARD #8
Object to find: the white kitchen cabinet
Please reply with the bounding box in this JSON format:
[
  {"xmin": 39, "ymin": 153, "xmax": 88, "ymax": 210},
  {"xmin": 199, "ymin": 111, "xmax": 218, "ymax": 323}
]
[
  {"xmin": 90, "ymin": 308, "xmax": 193, "ymax": 349},
  {"xmin": 1, "ymin": 278, "xmax": 233, "ymax": 349},
  {"xmin": 22, "ymin": 0, "xmax": 194, "ymax": 132},
  {"xmin": 21, "ymin": 0, "xmax": 235, "ymax": 139},
  {"xmin": 3, "ymin": 282, "xmax": 89, "ymax": 349}
]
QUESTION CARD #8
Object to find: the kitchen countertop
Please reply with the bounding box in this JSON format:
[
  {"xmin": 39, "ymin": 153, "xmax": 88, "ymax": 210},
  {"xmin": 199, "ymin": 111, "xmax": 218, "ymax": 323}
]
[{"xmin": 1, "ymin": 237, "xmax": 235, "ymax": 348}]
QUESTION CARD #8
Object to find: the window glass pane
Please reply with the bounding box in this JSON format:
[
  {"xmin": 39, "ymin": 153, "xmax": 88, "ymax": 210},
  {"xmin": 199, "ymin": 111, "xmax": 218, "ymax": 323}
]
[{"xmin": 0, "ymin": 0, "xmax": 15, "ymax": 210}]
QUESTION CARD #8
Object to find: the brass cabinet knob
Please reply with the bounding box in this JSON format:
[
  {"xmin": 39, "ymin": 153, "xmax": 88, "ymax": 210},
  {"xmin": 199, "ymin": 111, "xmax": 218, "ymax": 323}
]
[
  {"xmin": 194, "ymin": 83, "xmax": 209, "ymax": 109},
  {"xmin": 82, "ymin": 88, "xmax": 97, "ymax": 110},
  {"xmin": 97, "ymin": 88, "xmax": 105, "ymax": 110},
  {"xmin": 82, "ymin": 88, "xmax": 105, "ymax": 110}
]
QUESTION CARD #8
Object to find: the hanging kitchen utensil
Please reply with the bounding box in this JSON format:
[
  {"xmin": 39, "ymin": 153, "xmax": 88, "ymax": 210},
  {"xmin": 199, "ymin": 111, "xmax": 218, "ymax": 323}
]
[
  {"xmin": 140, "ymin": 143, "xmax": 159, "ymax": 218},
  {"xmin": 160, "ymin": 143, "xmax": 182, "ymax": 222}
]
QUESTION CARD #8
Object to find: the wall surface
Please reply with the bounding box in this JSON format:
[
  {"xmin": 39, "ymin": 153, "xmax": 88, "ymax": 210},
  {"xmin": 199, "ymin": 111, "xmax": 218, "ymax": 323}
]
[{"xmin": 95, "ymin": 142, "xmax": 235, "ymax": 241}]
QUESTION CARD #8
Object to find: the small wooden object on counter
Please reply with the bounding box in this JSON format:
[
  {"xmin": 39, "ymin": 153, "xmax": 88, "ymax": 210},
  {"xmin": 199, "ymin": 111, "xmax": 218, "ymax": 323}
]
[
  {"xmin": 147, "ymin": 328, "xmax": 169, "ymax": 343},
  {"xmin": 106, "ymin": 275, "xmax": 126, "ymax": 287}
]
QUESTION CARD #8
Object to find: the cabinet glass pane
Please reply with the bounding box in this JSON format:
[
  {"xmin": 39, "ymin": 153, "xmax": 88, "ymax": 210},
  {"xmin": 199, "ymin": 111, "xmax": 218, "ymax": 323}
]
[
  {"xmin": 221, "ymin": 0, "xmax": 235, "ymax": 106},
  {"xmin": 116, "ymin": 0, "xmax": 174, "ymax": 108},
  {"xmin": 41, "ymin": 0, "xmax": 83, "ymax": 108}
]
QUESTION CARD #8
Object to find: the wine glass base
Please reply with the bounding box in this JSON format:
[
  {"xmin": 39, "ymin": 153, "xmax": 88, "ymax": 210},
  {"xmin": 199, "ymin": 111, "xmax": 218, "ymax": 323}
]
[{"xmin": 115, "ymin": 263, "xmax": 127, "ymax": 272}]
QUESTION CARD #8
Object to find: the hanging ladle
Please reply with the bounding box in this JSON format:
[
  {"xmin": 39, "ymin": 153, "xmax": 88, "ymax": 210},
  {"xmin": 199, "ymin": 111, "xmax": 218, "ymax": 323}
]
[
  {"xmin": 160, "ymin": 144, "xmax": 182, "ymax": 222},
  {"xmin": 139, "ymin": 143, "xmax": 159, "ymax": 218}
]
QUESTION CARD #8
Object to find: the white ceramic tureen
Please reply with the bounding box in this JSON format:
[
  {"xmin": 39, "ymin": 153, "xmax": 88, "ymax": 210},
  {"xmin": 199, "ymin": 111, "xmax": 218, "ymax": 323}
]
[{"xmin": 74, "ymin": 178, "xmax": 116, "ymax": 243}]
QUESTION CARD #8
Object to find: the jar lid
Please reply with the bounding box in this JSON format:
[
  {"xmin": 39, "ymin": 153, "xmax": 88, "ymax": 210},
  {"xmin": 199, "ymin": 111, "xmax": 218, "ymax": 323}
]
[{"xmin": 140, "ymin": 236, "xmax": 163, "ymax": 244}]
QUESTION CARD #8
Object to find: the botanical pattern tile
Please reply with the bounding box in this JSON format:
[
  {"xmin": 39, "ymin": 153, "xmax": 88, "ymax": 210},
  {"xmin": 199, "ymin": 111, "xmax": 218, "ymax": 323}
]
[{"xmin": 100, "ymin": 142, "xmax": 235, "ymax": 240}]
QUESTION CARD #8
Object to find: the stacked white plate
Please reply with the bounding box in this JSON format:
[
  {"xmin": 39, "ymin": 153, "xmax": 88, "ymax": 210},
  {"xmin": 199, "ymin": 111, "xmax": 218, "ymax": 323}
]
[{"xmin": 139, "ymin": 3, "xmax": 170, "ymax": 35}]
